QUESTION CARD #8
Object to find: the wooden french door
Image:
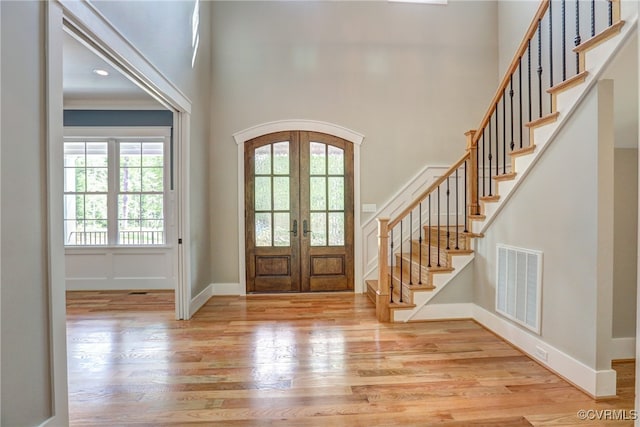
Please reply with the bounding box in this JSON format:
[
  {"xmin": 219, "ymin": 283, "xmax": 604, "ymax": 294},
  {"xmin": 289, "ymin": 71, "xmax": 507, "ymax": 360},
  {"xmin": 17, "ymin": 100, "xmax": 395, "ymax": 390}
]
[{"xmin": 245, "ymin": 131, "xmax": 354, "ymax": 293}]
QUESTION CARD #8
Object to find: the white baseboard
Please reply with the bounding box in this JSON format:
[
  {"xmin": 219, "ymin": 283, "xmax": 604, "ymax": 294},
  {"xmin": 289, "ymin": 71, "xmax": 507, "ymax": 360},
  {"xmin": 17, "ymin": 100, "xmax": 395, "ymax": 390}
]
[
  {"xmin": 65, "ymin": 278, "xmax": 173, "ymax": 291},
  {"xmin": 472, "ymin": 305, "xmax": 617, "ymax": 398},
  {"xmin": 212, "ymin": 282, "xmax": 244, "ymax": 295},
  {"xmin": 39, "ymin": 415, "xmax": 65, "ymax": 427},
  {"xmin": 189, "ymin": 284, "xmax": 214, "ymax": 317},
  {"xmin": 406, "ymin": 303, "xmax": 474, "ymax": 321},
  {"xmin": 611, "ymin": 337, "xmax": 636, "ymax": 360},
  {"xmin": 189, "ymin": 283, "xmax": 245, "ymax": 316}
]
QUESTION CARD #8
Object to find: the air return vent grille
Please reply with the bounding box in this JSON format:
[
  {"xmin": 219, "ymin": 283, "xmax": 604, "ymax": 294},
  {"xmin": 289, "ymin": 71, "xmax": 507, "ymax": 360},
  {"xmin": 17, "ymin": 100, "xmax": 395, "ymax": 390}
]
[{"xmin": 496, "ymin": 244, "xmax": 542, "ymax": 334}]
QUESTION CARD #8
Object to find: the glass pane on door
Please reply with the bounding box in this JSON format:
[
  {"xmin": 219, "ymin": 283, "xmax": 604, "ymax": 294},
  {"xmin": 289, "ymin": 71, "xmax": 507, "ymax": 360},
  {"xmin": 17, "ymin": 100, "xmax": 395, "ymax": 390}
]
[
  {"xmin": 254, "ymin": 141, "xmax": 291, "ymax": 247},
  {"xmin": 309, "ymin": 142, "xmax": 345, "ymax": 247}
]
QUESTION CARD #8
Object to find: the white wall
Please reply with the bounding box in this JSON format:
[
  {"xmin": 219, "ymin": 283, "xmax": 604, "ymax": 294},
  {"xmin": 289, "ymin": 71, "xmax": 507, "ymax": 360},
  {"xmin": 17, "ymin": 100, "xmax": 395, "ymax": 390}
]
[
  {"xmin": 429, "ymin": 261, "xmax": 475, "ymax": 304},
  {"xmin": 608, "ymin": 35, "xmax": 639, "ymax": 340},
  {"xmin": 90, "ymin": 0, "xmax": 213, "ymax": 297},
  {"xmin": 1, "ymin": 1, "xmax": 53, "ymax": 425},
  {"xmin": 604, "ymin": 35, "xmax": 639, "ymax": 149},
  {"xmin": 210, "ymin": 0, "xmax": 498, "ymax": 284},
  {"xmin": 614, "ymin": 149, "xmax": 639, "ymax": 339},
  {"xmin": 472, "ymin": 82, "xmax": 612, "ymax": 369}
]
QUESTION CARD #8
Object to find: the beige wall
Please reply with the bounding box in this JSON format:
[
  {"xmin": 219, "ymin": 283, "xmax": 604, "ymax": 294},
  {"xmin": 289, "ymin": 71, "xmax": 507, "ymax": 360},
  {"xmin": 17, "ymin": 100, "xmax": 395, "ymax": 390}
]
[
  {"xmin": 210, "ymin": 0, "xmax": 498, "ymax": 283},
  {"xmin": 1, "ymin": 1, "xmax": 53, "ymax": 425},
  {"xmin": 91, "ymin": 0, "xmax": 213, "ymax": 297},
  {"xmin": 497, "ymin": 0, "xmax": 539, "ymax": 78},
  {"xmin": 613, "ymin": 148, "xmax": 638, "ymax": 338},
  {"xmin": 473, "ymin": 84, "xmax": 607, "ymax": 367},
  {"xmin": 429, "ymin": 262, "xmax": 474, "ymax": 304}
]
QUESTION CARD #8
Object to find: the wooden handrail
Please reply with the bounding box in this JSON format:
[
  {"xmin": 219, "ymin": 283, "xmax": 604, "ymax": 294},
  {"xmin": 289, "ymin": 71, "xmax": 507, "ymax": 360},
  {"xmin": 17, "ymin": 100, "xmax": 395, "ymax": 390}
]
[
  {"xmin": 388, "ymin": 152, "xmax": 470, "ymax": 229},
  {"xmin": 471, "ymin": 0, "xmax": 550, "ymax": 146}
]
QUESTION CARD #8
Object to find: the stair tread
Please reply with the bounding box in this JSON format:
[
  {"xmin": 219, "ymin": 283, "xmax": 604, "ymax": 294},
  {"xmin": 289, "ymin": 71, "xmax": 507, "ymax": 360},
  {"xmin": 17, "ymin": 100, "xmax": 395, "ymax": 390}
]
[
  {"xmin": 494, "ymin": 172, "xmax": 517, "ymax": 181},
  {"xmin": 574, "ymin": 20, "xmax": 625, "ymax": 54},
  {"xmin": 480, "ymin": 195, "xmax": 500, "ymax": 202},
  {"xmin": 391, "ymin": 264, "xmax": 453, "ymax": 275},
  {"xmin": 389, "ymin": 302, "xmax": 416, "ymax": 310},
  {"xmin": 446, "ymin": 248, "xmax": 474, "ymax": 255},
  {"xmin": 525, "ymin": 112, "xmax": 559, "ymax": 129},
  {"xmin": 399, "ymin": 248, "xmax": 465, "ymax": 260},
  {"xmin": 406, "ymin": 283, "xmax": 436, "ymax": 291},
  {"xmin": 398, "ymin": 250, "xmax": 450, "ymax": 266},
  {"xmin": 510, "ymin": 144, "xmax": 536, "ymax": 157},
  {"xmin": 469, "ymin": 214, "xmax": 486, "ymax": 221},
  {"xmin": 462, "ymin": 231, "xmax": 483, "ymax": 238},
  {"xmin": 547, "ymin": 71, "xmax": 588, "ymax": 95}
]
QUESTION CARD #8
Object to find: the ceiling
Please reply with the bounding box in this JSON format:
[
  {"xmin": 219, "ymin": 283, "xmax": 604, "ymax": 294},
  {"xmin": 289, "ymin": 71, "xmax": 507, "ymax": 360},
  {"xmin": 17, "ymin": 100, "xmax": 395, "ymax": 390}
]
[{"xmin": 63, "ymin": 31, "xmax": 162, "ymax": 108}]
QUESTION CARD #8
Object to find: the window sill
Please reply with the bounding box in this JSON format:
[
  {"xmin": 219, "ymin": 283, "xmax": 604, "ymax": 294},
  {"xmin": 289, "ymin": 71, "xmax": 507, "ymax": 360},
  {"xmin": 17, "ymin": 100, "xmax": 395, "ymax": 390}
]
[{"xmin": 65, "ymin": 245, "xmax": 173, "ymax": 251}]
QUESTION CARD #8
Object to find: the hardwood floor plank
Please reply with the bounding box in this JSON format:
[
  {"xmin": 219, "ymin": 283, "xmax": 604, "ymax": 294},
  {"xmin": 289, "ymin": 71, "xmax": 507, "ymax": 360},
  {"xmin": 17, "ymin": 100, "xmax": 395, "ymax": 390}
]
[{"xmin": 66, "ymin": 291, "xmax": 635, "ymax": 426}]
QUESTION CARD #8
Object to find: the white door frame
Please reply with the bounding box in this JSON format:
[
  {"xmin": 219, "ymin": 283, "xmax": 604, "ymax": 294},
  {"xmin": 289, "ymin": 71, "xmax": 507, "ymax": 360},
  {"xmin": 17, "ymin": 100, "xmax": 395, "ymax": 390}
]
[
  {"xmin": 233, "ymin": 120, "xmax": 365, "ymax": 295},
  {"xmin": 45, "ymin": 1, "xmax": 192, "ymax": 424}
]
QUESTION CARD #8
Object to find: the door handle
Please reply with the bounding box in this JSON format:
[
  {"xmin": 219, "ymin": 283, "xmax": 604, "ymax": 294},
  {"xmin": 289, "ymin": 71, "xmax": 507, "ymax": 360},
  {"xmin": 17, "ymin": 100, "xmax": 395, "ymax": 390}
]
[
  {"xmin": 290, "ymin": 220, "xmax": 298, "ymax": 237},
  {"xmin": 303, "ymin": 220, "xmax": 312, "ymax": 237}
]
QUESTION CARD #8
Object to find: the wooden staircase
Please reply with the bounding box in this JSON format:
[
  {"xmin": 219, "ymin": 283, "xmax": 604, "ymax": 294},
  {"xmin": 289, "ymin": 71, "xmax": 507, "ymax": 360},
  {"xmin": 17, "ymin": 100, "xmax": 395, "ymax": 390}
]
[{"xmin": 368, "ymin": 0, "xmax": 636, "ymax": 322}]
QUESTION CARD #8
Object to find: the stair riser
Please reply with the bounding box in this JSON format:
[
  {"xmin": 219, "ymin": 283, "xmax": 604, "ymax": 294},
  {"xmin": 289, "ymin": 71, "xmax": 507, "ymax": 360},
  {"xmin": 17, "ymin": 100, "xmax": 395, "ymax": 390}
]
[
  {"xmin": 389, "ymin": 275, "xmax": 413, "ymax": 303},
  {"xmin": 423, "ymin": 227, "xmax": 470, "ymax": 250},
  {"xmin": 366, "ymin": 281, "xmax": 377, "ymax": 304},
  {"xmin": 393, "ymin": 255, "xmax": 434, "ymax": 286},
  {"xmin": 410, "ymin": 241, "xmax": 450, "ymax": 267}
]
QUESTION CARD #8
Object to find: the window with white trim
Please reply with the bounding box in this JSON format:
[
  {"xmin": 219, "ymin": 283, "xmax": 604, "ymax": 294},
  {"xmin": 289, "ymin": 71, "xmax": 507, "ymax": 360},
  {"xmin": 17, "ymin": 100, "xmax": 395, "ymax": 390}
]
[{"xmin": 64, "ymin": 135, "xmax": 168, "ymax": 246}]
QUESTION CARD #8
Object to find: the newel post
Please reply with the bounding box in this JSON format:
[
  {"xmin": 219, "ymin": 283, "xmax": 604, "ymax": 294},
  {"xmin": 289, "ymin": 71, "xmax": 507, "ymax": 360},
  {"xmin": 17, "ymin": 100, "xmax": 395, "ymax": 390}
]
[
  {"xmin": 376, "ymin": 218, "xmax": 390, "ymax": 322},
  {"xmin": 465, "ymin": 130, "xmax": 480, "ymax": 216}
]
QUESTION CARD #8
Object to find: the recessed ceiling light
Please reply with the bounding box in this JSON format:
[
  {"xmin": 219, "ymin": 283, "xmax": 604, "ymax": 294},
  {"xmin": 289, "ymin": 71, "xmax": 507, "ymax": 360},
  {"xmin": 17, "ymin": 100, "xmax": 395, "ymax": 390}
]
[{"xmin": 93, "ymin": 68, "xmax": 110, "ymax": 77}]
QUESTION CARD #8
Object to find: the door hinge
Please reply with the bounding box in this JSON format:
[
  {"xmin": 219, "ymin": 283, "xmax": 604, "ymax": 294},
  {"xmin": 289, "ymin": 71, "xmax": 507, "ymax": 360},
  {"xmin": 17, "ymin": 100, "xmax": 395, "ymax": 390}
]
[{"xmin": 178, "ymin": 238, "xmax": 183, "ymax": 244}]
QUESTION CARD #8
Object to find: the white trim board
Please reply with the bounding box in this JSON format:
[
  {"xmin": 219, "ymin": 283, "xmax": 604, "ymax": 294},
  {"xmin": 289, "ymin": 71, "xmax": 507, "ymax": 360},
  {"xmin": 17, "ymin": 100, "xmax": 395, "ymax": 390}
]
[
  {"xmin": 64, "ymin": 126, "xmax": 172, "ymax": 137},
  {"xmin": 233, "ymin": 119, "xmax": 364, "ymax": 146},
  {"xmin": 233, "ymin": 120, "xmax": 365, "ymax": 295},
  {"xmin": 46, "ymin": 3, "xmax": 70, "ymax": 424},
  {"xmin": 0, "ymin": 0, "xmax": 3, "ymax": 418},
  {"xmin": 611, "ymin": 337, "xmax": 636, "ymax": 360},
  {"xmin": 189, "ymin": 284, "xmax": 215, "ymax": 317},
  {"xmin": 212, "ymin": 282, "xmax": 243, "ymax": 296},
  {"xmin": 406, "ymin": 303, "xmax": 474, "ymax": 321}
]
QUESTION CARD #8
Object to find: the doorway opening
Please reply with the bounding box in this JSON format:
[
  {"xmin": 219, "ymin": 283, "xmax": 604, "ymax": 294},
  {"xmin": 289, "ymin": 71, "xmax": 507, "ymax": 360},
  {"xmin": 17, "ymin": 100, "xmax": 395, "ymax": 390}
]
[
  {"xmin": 46, "ymin": 2, "xmax": 195, "ymax": 422},
  {"xmin": 53, "ymin": 9, "xmax": 192, "ymax": 320}
]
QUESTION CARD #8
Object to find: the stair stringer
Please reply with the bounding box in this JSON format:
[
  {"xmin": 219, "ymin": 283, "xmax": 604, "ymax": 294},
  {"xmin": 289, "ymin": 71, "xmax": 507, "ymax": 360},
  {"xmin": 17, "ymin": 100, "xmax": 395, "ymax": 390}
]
[
  {"xmin": 391, "ymin": 253, "xmax": 474, "ymax": 322},
  {"xmin": 473, "ymin": 15, "xmax": 638, "ymax": 236},
  {"xmin": 395, "ymin": 12, "xmax": 637, "ymax": 324}
]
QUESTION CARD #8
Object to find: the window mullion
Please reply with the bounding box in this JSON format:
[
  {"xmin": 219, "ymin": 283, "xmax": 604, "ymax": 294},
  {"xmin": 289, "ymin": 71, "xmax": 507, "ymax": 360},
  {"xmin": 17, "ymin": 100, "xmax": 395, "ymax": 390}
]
[
  {"xmin": 108, "ymin": 139, "xmax": 119, "ymax": 245},
  {"xmin": 164, "ymin": 135, "xmax": 172, "ymax": 245}
]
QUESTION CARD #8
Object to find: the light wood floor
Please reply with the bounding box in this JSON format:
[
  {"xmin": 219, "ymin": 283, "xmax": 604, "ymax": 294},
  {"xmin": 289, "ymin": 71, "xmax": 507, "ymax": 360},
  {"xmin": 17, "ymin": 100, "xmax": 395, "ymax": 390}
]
[{"xmin": 67, "ymin": 291, "xmax": 635, "ymax": 426}]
